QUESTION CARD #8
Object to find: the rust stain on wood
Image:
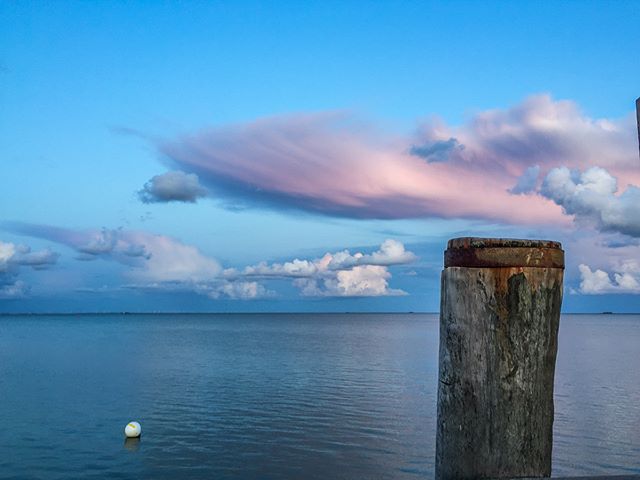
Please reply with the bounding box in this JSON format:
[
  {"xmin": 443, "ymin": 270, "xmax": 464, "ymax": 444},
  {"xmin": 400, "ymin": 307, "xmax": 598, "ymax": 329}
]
[{"xmin": 445, "ymin": 237, "xmax": 564, "ymax": 269}]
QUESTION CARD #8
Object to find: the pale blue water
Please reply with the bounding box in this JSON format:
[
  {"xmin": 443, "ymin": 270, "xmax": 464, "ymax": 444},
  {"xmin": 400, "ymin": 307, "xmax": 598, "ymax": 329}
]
[{"xmin": 0, "ymin": 313, "xmax": 638, "ymax": 479}]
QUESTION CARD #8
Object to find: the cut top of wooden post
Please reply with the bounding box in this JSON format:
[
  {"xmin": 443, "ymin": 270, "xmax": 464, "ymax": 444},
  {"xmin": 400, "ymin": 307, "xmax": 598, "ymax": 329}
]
[{"xmin": 444, "ymin": 237, "xmax": 564, "ymax": 269}]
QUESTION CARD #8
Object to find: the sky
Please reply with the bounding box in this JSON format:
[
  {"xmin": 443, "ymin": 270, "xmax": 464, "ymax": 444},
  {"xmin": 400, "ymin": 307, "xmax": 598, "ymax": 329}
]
[{"xmin": 1, "ymin": 1, "xmax": 639, "ymax": 313}]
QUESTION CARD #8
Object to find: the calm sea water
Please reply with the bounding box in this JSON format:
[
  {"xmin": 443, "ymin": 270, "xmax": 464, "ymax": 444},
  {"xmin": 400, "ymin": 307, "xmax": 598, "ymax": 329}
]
[{"xmin": 0, "ymin": 313, "xmax": 638, "ymax": 479}]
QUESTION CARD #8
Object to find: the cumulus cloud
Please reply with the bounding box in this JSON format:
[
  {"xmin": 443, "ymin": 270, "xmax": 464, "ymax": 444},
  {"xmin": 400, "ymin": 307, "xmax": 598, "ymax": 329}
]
[
  {"xmin": 235, "ymin": 239, "xmax": 417, "ymax": 280},
  {"xmin": 540, "ymin": 166, "xmax": 640, "ymax": 237},
  {"xmin": 360, "ymin": 239, "xmax": 418, "ymax": 266},
  {"xmin": 138, "ymin": 171, "xmax": 207, "ymax": 203},
  {"xmin": 578, "ymin": 262, "xmax": 640, "ymax": 294},
  {"xmin": 229, "ymin": 239, "xmax": 417, "ymax": 297},
  {"xmin": 294, "ymin": 265, "xmax": 407, "ymax": 297},
  {"xmin": 325, "ymin": 239, "xmax": 418, "ymax": 269},
  {"xmin": 0, "ymin": 240, "xmax": 59, "ymax": 299},
  {"xmin": 239, "ymin": 259, "xmax": 318, "ymax": 278},
  {"xmin": 146, "ymin": 94, "xmax": 637, "ymax": 226}
]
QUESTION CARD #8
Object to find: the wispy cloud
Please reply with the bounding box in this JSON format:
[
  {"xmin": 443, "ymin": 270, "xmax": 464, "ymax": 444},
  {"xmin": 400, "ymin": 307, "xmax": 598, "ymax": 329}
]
[
  {"xmin": 2, "ymin": 222, "xmax": 219, "ymax": 283},
  {"xmin": 196, "ymin": 281, "xmax": 275, "ymax": 300},
  {"xmin": 409, "ymin": 137, "xmax": 464, "ymax": 163},
  {"xmin": 124, "ymin": 280, "xmax": 275, "ymax": 300},
  {"xmin": 509, "ymin": 165, "xmax": 541, "ymax": 194},
  {"xmin": 13, "ymin": 220, "xmax": 268, "ymax": 300},
  {"xmin": 142, "ymin": 94, "xmax": 637, "ymax": 227}
]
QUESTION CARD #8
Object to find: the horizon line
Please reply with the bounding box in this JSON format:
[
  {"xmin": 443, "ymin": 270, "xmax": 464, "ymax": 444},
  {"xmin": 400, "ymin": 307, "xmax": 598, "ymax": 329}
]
[{"xmin": 0, "ymin": 311, "xmax": 637, "ymax": 316}]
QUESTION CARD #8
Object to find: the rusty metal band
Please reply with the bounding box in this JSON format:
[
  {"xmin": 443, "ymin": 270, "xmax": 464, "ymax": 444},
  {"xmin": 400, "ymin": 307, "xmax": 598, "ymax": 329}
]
[{"xmin": 444, "ymin": 246, "xmax": 565, "ymax": 269}]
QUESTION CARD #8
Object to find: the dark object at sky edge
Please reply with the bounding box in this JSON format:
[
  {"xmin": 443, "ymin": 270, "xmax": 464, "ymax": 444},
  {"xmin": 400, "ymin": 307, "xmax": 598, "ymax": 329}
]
[{"xmin": 636, "ymin": 97, "xmax": 640, "ymax": 160}]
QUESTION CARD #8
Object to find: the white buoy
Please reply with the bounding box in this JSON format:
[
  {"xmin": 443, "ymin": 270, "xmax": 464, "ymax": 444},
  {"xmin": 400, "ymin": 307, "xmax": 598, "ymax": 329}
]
[{"xmin": 124, "ymin": 421, "xmax": 141, "ymax": 438}]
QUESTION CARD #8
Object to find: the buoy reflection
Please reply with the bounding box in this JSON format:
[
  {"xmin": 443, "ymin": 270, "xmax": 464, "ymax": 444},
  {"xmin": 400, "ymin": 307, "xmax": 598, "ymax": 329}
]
[{"xmin": 124, "ymin": 437, "xmax": 140, "ymax": 452}]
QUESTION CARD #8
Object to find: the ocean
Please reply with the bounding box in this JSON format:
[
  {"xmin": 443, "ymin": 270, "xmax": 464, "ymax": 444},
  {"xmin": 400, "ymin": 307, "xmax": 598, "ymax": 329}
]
[{"xmin": 0, "ymin": 313, "xmax": 638, "ymax": 479}]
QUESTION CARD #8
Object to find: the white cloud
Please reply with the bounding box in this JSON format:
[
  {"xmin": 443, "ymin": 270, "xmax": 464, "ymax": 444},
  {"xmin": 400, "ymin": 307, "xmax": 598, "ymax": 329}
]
[
  {"xmin": 123, "ymin": 232, "xmax": 221, "ymax": 283},
  {"xmin": 0, "ymin": 241, "xmax": 16, "ymax": 266},
  {"xmin": 235, "ymin": 239, "xmax": 417, "ymax": 278},
  {"xmin": 541, "ymin": 166, "xmax": 640, "ymax": 237},
  {"xmin": 361, "ymin": 239, "xmax": 418, "ymax": 266},
  {"xmin": 578, "ymin": 263, "xmax": 640, "ymax": 294},
  {"xmin": 234, "ymin": 240, "xmax": 416, "ymax": 297},
  {"xmin": 294, "ymin": 265, "xmax": 407, "ymax": 297},
  {"xmin": 239, "ymin": 258, "xmax": 319, "ymax": 278}
]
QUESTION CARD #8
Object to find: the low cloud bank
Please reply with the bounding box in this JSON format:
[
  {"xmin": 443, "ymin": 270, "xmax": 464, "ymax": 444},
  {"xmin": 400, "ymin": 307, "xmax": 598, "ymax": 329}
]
[
  {"xmin": 3, "ymin": 222, "xmax": 220, "ymax": 283},
  {"xmin": 0, "ymin": 240, "xmax": 59, "ymax": 299},
  {"xmin": 226, "ymin": 239, "xmax": 416, "ymax": 297},
  {"xmin": 4, "ymin": 222, "xmax": 415, "ymax": 300}
]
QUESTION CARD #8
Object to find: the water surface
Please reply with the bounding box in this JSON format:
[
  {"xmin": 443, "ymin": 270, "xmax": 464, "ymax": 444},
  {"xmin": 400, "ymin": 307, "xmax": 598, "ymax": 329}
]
[{"xmin": 0, "ymin": 313, "xmax": 638, "ymax": 479}]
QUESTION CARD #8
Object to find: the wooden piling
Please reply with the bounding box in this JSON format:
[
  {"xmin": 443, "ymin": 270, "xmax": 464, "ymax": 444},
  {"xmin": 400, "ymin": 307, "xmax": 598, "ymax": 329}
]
[{"xmin": 436, "ymin": 238, "xmax": 564, "ymax": 480}]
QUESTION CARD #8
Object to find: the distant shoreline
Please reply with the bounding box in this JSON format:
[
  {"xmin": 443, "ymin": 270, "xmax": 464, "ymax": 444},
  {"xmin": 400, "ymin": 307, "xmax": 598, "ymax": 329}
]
[{"xmin": 1, "ymin": 311, "xmax": 638, "ymax": 316}]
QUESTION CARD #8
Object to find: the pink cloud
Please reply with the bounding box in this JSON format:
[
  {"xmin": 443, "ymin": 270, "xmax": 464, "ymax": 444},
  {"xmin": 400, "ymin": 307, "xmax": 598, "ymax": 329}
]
[{"xmin": 152, "ymin": 94, "xmax": 638, "ymax": 226}]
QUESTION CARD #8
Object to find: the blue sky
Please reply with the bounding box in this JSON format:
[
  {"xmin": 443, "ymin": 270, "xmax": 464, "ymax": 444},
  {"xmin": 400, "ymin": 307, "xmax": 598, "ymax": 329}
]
[{"xmin": 1, "ymin": 1, "xmax": 639, "ymax": 312}]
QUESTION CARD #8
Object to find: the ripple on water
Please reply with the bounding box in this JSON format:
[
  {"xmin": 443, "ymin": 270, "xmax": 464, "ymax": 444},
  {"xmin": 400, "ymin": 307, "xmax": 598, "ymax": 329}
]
[{"xmin": 0, "ymin": 313, "xmax": 638, "ymax": 478}]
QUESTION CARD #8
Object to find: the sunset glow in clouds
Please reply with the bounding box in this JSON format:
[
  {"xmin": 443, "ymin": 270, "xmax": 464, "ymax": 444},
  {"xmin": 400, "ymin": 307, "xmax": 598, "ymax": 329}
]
[
  {"xmin": 148, "ymin": 95, "xmax": 639, "ymax": 228},
  {"xmin": 3, "ymin": 94, "xmax": 640, "ymax": 311},
  {"xmin": 1, "ymin": 1, "xmax": 639, "ymax": 312}
]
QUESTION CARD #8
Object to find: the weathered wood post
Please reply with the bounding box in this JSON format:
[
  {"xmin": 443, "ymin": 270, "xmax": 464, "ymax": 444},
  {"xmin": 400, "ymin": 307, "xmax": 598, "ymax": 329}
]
[{"xmin": 436, "ymin": 238, "xmax": 564, "ymax": 480}]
